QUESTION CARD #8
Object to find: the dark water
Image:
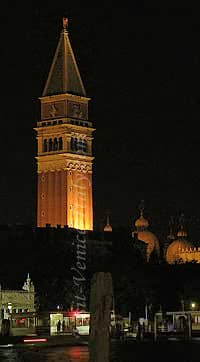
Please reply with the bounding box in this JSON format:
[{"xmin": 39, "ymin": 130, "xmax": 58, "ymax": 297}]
[
  {"xmin": 0, "ymin": 346, "xmax": 89, "ymax": 362},
  {"xmin": 0, "ymin": 341, "xmax": 199, "ymax": 362}
]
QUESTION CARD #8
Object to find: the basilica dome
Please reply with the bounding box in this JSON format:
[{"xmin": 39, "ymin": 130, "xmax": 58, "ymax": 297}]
[
  {"xmin": 133, "ymin": 210, "xmax": 160, "ymax": 261},
  {"xmin": 166, "ymin": 227, "xmax": 193, "ymax": 264}
]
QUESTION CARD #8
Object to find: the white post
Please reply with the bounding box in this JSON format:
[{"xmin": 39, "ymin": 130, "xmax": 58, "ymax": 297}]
[
  {"xmin": 154, "ymin": 314, "xmax": 157, "ymax": 341},
  {"xmin": 188, "ymin": 313, "xmax": 192, "ymax": 340},
  {"xmin": 145, "ymin": 304, "xmax": 148, "ymax": 321},
  {"xmin": 128, "ymin": 312, "xmax": 131, "ymax": 327}
]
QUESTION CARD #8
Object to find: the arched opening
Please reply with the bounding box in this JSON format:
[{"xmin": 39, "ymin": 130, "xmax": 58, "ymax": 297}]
[
  {"xmin": 43, "ymin": 139, "xmax": 48, "ymax": 152},
  {"xmin": 53, "ymin": 138, "xmax": 58, "ymax": 151},
  {"xmin": 49, "ymin": 138, "xmax": 53, "ymax": 152},
  {"xmin": 58, "ymin": 137, "xmax": 63, "ymax": 150}
]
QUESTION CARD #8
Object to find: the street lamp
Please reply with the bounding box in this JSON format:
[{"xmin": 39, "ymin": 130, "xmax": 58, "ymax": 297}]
[{"xmin": 191, "ymin": 302, "xmax": 196, "ymax": 310}]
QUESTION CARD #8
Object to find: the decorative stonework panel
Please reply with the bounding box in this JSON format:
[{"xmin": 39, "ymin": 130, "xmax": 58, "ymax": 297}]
[
  {"xmin": 68, "ymin": 101, "xmax": 88, "ymax": 120},
  {"xmin": 38, "ymin": 159, "xmax": 92, "ymax": 173},
  {"xmin": 41, "ymin": 101, "xmax": 65, "ymax": 120}
]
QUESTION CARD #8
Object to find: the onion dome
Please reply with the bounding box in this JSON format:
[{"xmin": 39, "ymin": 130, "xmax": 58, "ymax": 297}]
[
  {"xmin": 166, "ymin": 224, "xmax": 192, "ymax": 264},
  {"xmin": 104, "ymin": 215, "xmax": 112, "ymax": 232},
  {"xmin": 133, "ymin": 204, "xmax": 160, "ymax": 261},
  {"xmin": 136, "ymin": 230, "xmax": 160, "ymax": 261},
  {"xmin": 135, "ymin": 215, "xmax": 149, "ymax": 230}
]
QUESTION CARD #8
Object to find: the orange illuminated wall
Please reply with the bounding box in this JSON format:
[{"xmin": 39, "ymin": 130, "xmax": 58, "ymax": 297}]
[
  {"xmin": 67, "ymin": 170, "xmax": 93, "ymax": 230},
  {"xmin": 37, "ymin": 170, "xmax": 67, "ymax": 227},
  {"xmin": 37, "ymin": 167, "xmax": 93, "ymax": 230}
]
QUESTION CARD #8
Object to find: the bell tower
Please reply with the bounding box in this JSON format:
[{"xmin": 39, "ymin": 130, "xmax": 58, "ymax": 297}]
[{"xmin": 35, "ymin": 19, "xmax": 94, "ymax": 230}]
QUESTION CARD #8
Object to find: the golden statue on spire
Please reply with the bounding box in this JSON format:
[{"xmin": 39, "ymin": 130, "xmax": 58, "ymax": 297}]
[{"xmin": 63, "ymin": 17, "xmax": 68, "ymax": 30}]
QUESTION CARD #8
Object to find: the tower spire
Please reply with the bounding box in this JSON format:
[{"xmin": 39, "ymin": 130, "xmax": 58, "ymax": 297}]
[
  {"xmin": 43, "ymin": 18, "xmax": 86, "ymax": 97},
  {"xmin": 36, "ymin": 21, "xmax": 94, "ymax": 230}
]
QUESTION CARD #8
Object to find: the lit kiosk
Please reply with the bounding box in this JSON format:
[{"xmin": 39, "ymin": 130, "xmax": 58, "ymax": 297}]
[{"xmin": 36, "ymin": 19, "xmax": 94, "ymax": 230}]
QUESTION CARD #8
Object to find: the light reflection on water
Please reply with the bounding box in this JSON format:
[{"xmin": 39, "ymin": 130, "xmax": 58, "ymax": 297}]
[{"xmin": 0, "ymin": 346, "xmax": 89, "ymax": 362}]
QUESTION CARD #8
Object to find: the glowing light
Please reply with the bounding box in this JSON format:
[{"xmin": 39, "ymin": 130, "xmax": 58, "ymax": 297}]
[
  {"xmin": 23, "ymin": 338, "xmax": 47, "ymax": 343},
  {"xmin": 191, "ymin": 302, "xmax": 196, "ymax": 309}
]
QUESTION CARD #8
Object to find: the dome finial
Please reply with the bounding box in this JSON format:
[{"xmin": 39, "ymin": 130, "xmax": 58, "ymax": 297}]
[
  {"xmin": 179, "ymin": 213, "xmax": 185, "ymax": 226},
  {"xmin": 104, "ymin": 210, "xmax": 112, "ymax": 232},
  {"xmin": 167, "ymin": 216, "xmax": 175, "ymax": 241},
  {"xmin": 135, "ymin": 201, "xmax": 149, "ymax": 230},
  {"xmin": 139, "ymin": 199, "xmax": 145, "ymax": 216},
  {"xmin": 177, "ymin": 213, "xmax": 187, "ymax": 238}
]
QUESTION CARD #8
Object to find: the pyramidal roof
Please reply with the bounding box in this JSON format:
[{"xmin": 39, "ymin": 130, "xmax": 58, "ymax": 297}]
[{"xmin": 43, "ymin": 27, "xmax": 86, "ymax": 97}]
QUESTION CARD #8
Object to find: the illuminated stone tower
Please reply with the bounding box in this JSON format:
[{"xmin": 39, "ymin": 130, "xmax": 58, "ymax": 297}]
[{"xmin": 36, "ymin": 19, "xmax": 94, "ymax": 230}]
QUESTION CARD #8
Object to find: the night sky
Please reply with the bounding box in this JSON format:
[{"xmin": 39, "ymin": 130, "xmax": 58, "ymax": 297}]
[{"xmin": 1, "ymin": 3, "xmax": 200, "ymax": 237}]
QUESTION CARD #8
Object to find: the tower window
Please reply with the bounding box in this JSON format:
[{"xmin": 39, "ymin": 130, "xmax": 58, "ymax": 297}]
[
  {"xmin": 77, "ymin": 139, "xmax": 87, "ymax": 152},
  {"xmin": 58, "ymin": 137, "xmax": 63, "ymax": 150},
  {"xmin": 71, "ymin": 137, "xmax": 87, "ymax": 152},
  {"xmin": 49, "ymin": 138, "xmax": 53, "ymax": 151},
  {"xmin": 53, "ymin": 138, "xmax": 58, "ymax": 151},
  {"xmin": 43, "ymin": 139, "xmax": 48, "ymax": 152},
  {"xmin": 71, "ymin": 137, "xmax": 77, "ymax": 151}
]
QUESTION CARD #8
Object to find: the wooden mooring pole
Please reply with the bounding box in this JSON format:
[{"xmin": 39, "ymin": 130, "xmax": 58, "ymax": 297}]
[{"xmin": 89, "ymin": 272, "xmax": 113, "ymax": 362}]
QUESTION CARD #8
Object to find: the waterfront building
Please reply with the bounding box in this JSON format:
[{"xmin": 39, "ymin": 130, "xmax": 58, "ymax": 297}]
[{"xmin": 0, "ymin": 274, "xmax": 35, "ymax": 335}]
